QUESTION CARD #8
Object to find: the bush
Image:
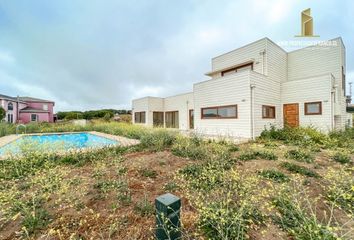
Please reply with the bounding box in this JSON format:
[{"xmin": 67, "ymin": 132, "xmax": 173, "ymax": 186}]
[
  {"xmin": 285, "ymin": 149, "xmax": 314, "ymax": 163},
  {"xmin": 0, "ymin": 107, "xmax": 5, "ymax": 121},
  {"xmin": 280, "ymin": 162, "xmax": 319, "ymax": 178}
]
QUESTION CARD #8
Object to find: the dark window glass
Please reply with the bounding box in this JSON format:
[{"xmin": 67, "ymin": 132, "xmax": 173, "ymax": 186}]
[{"xmin": 201, "ymin": 105, "xmax": 238, "ymax": 119}]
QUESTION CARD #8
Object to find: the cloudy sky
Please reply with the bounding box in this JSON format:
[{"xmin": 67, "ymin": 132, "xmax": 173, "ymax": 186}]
[{"xmin": 0, "ymin": 0, "xmax": 353, "ymax": 111}]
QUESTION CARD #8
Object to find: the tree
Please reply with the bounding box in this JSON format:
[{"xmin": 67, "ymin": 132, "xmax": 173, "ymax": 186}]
[{"xmin": 0, "ymin": 107, "xmax": 5, "ymax": 121}]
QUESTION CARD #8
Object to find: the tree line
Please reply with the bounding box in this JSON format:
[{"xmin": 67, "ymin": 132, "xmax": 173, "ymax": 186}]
[{"xmin": 56, "ymin": 109, "xmax": 131, "ymax": 120}]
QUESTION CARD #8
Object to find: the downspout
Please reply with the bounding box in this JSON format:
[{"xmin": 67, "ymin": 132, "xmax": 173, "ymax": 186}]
[
  {"xmin": 250, "ymin": 84, "xmax": 256, "ymax": 140},
  {"xmin": 17, "ymin": 95, "xmax": 19, "ymax": 123}
]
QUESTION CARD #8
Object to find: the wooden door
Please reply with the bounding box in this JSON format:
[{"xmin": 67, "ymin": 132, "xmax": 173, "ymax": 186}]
[{"xmin": 283, "ymin": 103, "xmax": 299, "ymax": 127}]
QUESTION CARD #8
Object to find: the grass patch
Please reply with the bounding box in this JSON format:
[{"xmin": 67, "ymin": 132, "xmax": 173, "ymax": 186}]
[
  {"xmin": 258, "ymin": 169, "xmax": 290, "ymax": 183},
  {"xmin": 280, "ymin": 162, "xmax": 319, "ymax": 178}
]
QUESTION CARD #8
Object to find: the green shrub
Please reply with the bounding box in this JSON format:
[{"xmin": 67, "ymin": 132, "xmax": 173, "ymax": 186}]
[
  {"xmin": 258, "ymin": 169, "xmax": 290, "ymax": 182},
  {"xmin": 280, "ymin": 162, "xmax": 319, "ymax": 178},
  {"xmin": 285, "ymin": 149, "xmax": 314, "ymax": 163},
  {"xmin": 331, "ymin": 152, "xmax": 351, "ymax": 164},
  {"xmin": 171, "ymin": 136, "xmax": 208, "ymax": 160}
]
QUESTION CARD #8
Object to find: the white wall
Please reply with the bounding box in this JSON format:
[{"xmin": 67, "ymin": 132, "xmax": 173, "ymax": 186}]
[
  {"xmin": 211, "ymin": 38, "xmax": 267, "ymax": 76},
  {"xmin": 164, "ymin": 93, "xmax": 194, "ymax": 130},
  {"xmin": 132, "ymin": 97, "xmax": 150, "ymax": 126},
  {"xmin": 194, "ymin": 71, "xmax": 252, "ymax": 138},
  {"xmin": 281, "ymin": 74, "xmax": 333, "ymax": 132},
  {"xmin": 251, "ymin": 71, "xmax": 282, "ymax": 136}
]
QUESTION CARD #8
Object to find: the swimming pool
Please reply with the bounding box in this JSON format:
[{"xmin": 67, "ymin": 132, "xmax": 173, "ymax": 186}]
[{"xmin": 0, "ymin": 133, "xmax": 118, "ymax": 157}]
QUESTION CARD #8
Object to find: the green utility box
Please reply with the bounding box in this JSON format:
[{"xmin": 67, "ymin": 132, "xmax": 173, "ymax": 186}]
[{"xmin": 155, "ymin": 193, "xmax": 181, "ymax": 240}]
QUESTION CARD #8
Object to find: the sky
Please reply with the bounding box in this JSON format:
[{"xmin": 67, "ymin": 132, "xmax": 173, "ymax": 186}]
[{"xmin": 0, "ymin": 0, "xmax": 353, "ymax": 112}]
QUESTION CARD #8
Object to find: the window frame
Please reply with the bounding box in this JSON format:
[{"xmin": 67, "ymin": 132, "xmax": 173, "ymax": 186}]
[
  {"xmin": 201, "ymin": 104, "xmax": 238, "ymax": 119},
  {"xmin": 134, "ymin": 111, "xmax": 146, "ymax": 124},
  {"xmin": 165, "ymin": 111, "xmax": 179, "ymax": 128},
  {"xmin": 304, "ymin": 101, "xmax": 322, "ymax": 115},
  {"xmin": 7, "ymin": 102, "xmax": 13, "ymax": 111},
  {"xmin": 221, "ymin": 63, "xmax": 253, "ymax": 77},
  {"xmin": 31, "ymin": 114, "xmax": 38, "ymax": 122},
  {"xmin": 262, "ymin": 105, "xmax": 276, "ymax": 119}
]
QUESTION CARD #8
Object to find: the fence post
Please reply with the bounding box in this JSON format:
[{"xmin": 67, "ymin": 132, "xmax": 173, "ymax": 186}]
[{"xmin": 155, "ymin": 193, "xmax": 181, "ymax": 240}]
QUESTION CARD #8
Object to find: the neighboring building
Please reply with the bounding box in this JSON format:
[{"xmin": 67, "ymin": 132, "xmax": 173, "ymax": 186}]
[
  {"xmin": 132, "ymin": 37, "xmax": 352, "ymax": 139},
  {"xmin": 0, "ymin": 94, "xmax": 55, "ymax": 124}
]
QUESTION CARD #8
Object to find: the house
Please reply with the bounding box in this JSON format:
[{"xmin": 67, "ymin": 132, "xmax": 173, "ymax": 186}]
[
  {"xmin": 132, "ymin": 37, "xmax": 352, "ymax": 139},
  {"xmin": 0, "ymin": 94, "xmax": 55, "ymax": 124}
]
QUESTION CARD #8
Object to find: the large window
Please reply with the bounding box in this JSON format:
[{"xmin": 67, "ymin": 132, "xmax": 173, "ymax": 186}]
[
  {"xmin": 342, "ymin": 66, "xmax": 346, "ymax": 96},
  {"xmin": 221, "ymin": 63, "xmax": 253, "ymax": 77},
  {"xmin": 201, "ymin": 105, "xmax": 238, "ymax": 119},
  {"xmin": 262, "ymin": 105, "xmax": 276, "ymax": 119},
  {"xmin": 7, "ymin": 102, "xmax": 13, "ymax": 111},
  {"xmin": 304, "ymin": 102, "xmax": 322, "ymax": 115},
  {"xmin": 134, "ymin": 111, "xmax": 146, "ymax": 123},
  {"xmin": 153, "ymin": 112, "xmax": 164, "ymax": 127},
  {"xmin": 165, "ymin": 111, "xmax": 179, "ymax": 128},
  {"xmin": 31, "ymin": 114, "xmax": 38, "ymax": 122}
]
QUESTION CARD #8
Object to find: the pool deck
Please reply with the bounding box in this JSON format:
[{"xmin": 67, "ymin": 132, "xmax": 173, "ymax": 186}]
[{"xmin": 0, "ymin": 131, "xmax": 140, "ymax": 148}]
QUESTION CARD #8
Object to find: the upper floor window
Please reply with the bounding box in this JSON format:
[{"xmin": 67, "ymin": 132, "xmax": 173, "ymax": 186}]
[
  {"xmin": 342, "ymin": 66, "xmax": 346, "ymax": 96},
  {"xmin": 7, "ymin": 102, "xmax": 13, "ymax": 111},
  {"xmin": 221, "ymin": 63, "xmax": 253, "ymax": 77},
  {"xmin": 304, "ymin": 102, "xmax": 322, "ymax": 115},
  {"xmin": 43, "ymin": 104, "xmax": 48, "ymax": 111},
  {"xmin": 134, "ymin": 111, "xmax": 146, "ymax": 123},
  {"xmin": 201, "ymin": 105, "xmax": 238, "ymax": 119},
  {"xmin": 262, "ymin": 105, "xmax": 276, "ymax": 119}
]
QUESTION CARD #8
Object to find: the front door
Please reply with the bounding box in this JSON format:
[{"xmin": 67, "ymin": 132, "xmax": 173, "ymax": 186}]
[{"xmin": 283, "ymin": 103, "xmax": 299, "ymax": 127}]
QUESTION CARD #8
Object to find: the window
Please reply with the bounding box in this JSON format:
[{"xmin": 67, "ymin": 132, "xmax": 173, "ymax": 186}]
[
  {"xmin": 7, "ymin": 102, "xmax": 13, "ymax": 111},
  {"xmin": 43, "ymin": 104, "xmax": 48, "ymax": 111},
  {"xmin": 165, "ymin": 111, "xmax": 179, "ymax": 128},
  {"xmin": 262, "ymin": 105, "xmax": 276, "ymax": 119},
  {"xmin": 201, "ymin": 105, "xmax": 238, "ymax": 119},
  {"xmin": 7, "ymin": 114, "xmax": 13, "ymax": 123},
  {"xmin": 153, "ymin": 112, "xmax": 164, "ymax": 127},
  {"xmin": 31, "ymin": 114, "xmax": 38, "ymax": 122},
  {"xmin": 134, "ymin": 111, "xmax": 146, "ymax": 123},
  {"xmin": 342, "ymin": 66, "xmax": 346, "ymax": 96},
  {"xmin": 304, "ymin": 102, "xmax": 322, "ymax": 115},
  {"xmin": 221, "ymin": 63, "xmax": 253, "ymax": 77}
]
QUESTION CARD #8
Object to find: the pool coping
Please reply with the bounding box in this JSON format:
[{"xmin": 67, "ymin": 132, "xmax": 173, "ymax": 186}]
[{"xmin": 0, "ymin": 131, "xmax": 140, "ymax": 158}]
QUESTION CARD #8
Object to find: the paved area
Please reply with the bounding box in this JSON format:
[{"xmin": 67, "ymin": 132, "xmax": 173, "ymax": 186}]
[
  {"xmin": 0, "ymin": 134, "xmax": 22, "ymax": 148},
  {"xmin": 89, "ymin": 131, "xmax": 140, "ymax": 146}
]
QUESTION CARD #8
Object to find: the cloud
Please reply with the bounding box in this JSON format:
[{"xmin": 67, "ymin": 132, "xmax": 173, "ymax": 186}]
[{"xmin": 0, "ymin": 0, "xmax": 353, "ymax": 110}]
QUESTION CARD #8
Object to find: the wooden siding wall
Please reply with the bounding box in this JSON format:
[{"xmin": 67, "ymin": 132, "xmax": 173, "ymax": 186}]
[
  {"xmin": 164, "ymin": 93, "xmax": 194, "ymax": 130},
  {"xmin": 193, "ymin": 71, "xmax": 251, "ymax": 138},
  {"xmin": 281, "ymin": 74, "xmax": 333, "ymax": 132}
]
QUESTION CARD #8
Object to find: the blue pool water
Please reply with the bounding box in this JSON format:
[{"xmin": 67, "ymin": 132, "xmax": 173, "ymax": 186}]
[{"xmin": 0, "ymin": 133, "xmax": 118, "ymax": 157}]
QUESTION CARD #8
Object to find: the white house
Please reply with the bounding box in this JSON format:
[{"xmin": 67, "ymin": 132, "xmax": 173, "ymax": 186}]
[{"xmin": 132, "ymin": 37, "xmax": 352, "ymax": 139}]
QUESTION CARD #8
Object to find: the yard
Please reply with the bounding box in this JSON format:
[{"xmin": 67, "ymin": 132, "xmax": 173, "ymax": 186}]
[{"xmin": 0, "ymin": 122, "xmax": 353, "ymax": 239}]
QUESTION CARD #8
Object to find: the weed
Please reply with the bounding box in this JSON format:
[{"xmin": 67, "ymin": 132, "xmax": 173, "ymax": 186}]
[
  {"xmin": 139, "ymin": 168, "xmax": 158, "ymax": 178},
  {"xmin": 163, "ymin": 182, "xmax": 180, "ymax": 192},
  {"xmin": 238, "ymin": 150, "xmax": 278, "ymax": 161},
  {"xmin": 280, "ymin": 162, "xmax": 319, "ymax": 178},
  {"xmin": 285, "ymin": 149, "xmax": 314, "ymax": 163},
  {"xmin": 258, "ymin": 169, "xmax": 290, "ymax": 183},
  {"xmin": 331, "ymin": 152, "xmax": 351, "ymax": 164},
  {"xmin": 134, "ymin": 196, "xmax": 154, "ymax": 217}
]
